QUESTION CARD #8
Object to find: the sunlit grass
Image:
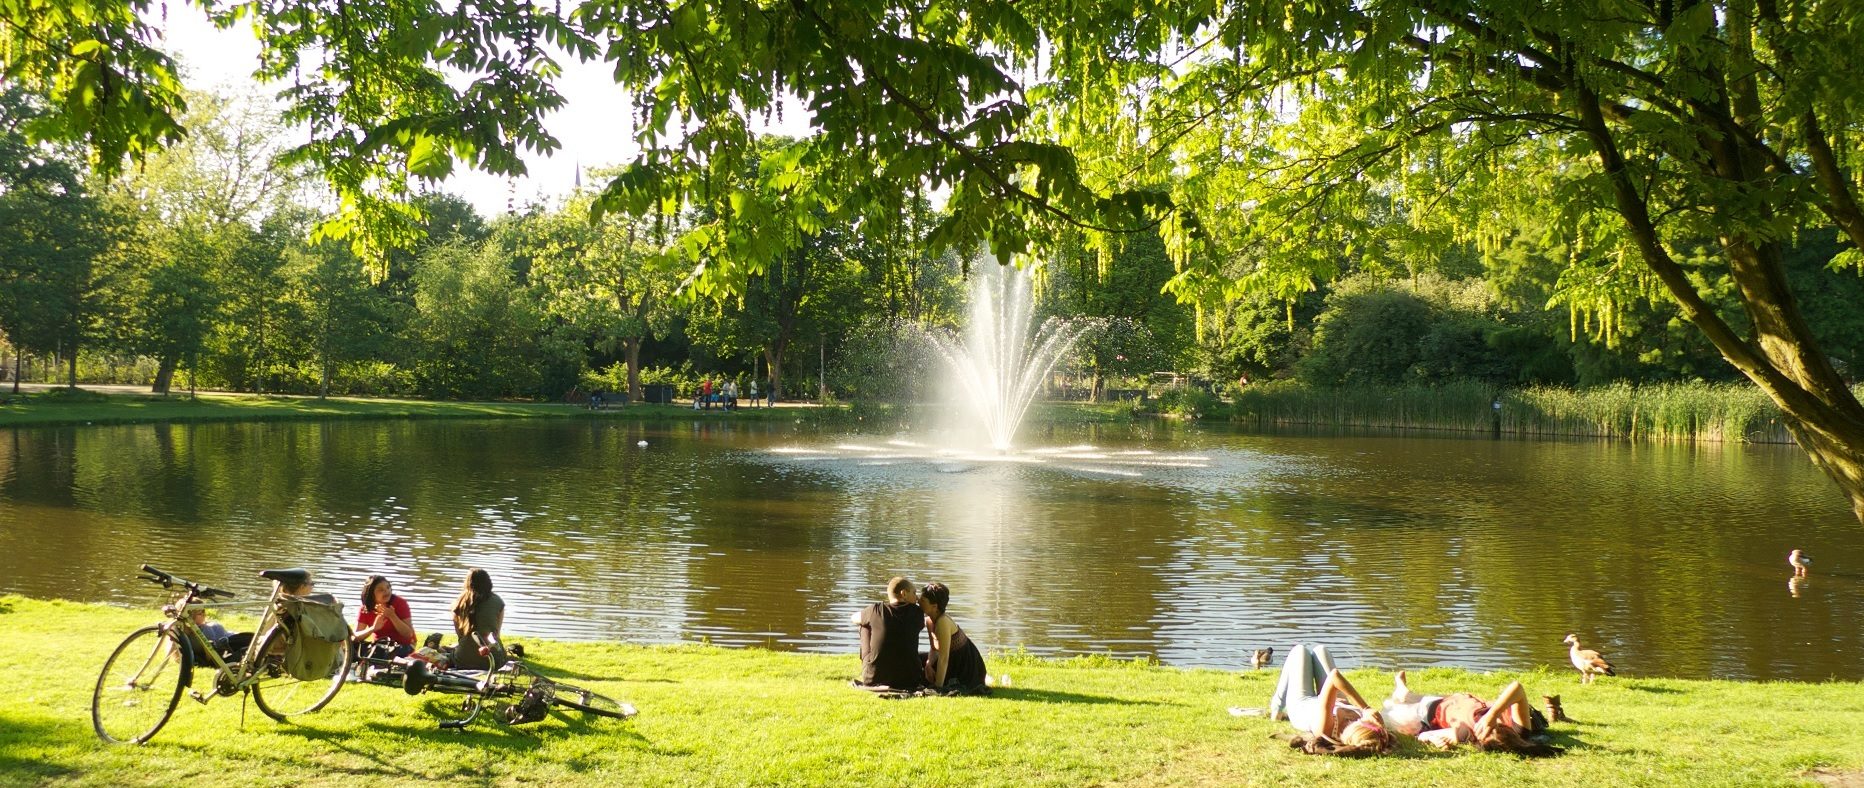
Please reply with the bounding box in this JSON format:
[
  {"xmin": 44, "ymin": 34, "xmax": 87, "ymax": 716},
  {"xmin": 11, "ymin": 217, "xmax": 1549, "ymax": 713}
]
[{"xmin": 3, "ymin": 597, "xmax": 1859, "ymax": 786}]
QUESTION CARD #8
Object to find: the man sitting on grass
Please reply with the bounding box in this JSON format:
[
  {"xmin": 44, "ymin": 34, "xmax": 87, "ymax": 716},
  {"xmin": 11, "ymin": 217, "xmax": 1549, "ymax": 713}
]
[{"xmin": 850, "ymin": 576, "xmax": 924, "ymax": 690}]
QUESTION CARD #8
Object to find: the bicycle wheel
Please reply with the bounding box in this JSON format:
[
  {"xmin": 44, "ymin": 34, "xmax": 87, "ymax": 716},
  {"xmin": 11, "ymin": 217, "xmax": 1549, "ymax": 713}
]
[
  {"xmin": 92, "ymin": 625, "xmax": 189, "ymax": 744},
  {"xmin": 549, "ymin": 682, "xmax": 635, "ymax": 719},
  {"xmin": 249, "ymin": 623, "xmax": 350, "ymax": 722}
]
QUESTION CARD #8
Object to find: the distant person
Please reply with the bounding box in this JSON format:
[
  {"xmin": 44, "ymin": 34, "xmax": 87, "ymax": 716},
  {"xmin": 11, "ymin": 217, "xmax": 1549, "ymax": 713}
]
[
  {"xmin": 750, "ymin": 380, "xmax": 759, "ymax": 407},
  {"xmin": 1267, "ymin": 644, "xmax": 1395, "ymax": 756},
  {"xmin": 351, "ymin": 574, "xmax": 416, "ymax": 661},
  {"xmin": 851, "ymin": 576, "xmax": 924, "ymax": 689},
  {"xmin": 700, "ymin": 378, "xmax": 714, "ymax": 410},
  {"xmin": 724, "ymin": 380, "xmax": 738, "ymax": 410},
  {"xmin": 1381, "ymin": 670, "xmax": 1559, "ymax": 756},
  {"xmin": 917, "ymin": 582, "xmax": 988, "ymax": 695},
  {"xmin": 450, "ymin": 568, "xmax": 506, "ymax": 671}
]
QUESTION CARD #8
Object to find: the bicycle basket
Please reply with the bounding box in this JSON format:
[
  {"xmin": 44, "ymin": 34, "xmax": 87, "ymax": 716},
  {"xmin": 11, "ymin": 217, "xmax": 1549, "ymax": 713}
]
[{"xmin": 283, "ymin": 593, "xmax": 348, "ymax": 681}]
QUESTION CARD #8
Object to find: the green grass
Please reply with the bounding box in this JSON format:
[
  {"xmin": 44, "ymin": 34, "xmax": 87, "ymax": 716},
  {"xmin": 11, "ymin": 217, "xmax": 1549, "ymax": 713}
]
[
  {"xmin": 2, "ymin": 597, "xmax": 1860, "ymax": 786},
  {"xmin": 0, "ymin": 389, "xmax": 846, "ymax": 429}
]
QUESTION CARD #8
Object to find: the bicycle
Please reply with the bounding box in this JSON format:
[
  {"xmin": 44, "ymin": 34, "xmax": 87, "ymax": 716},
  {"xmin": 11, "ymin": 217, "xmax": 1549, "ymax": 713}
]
[
  {"xmin": 90, "ymin": 565, "xmax": 353, "ymax": 744},
  {"xmin": 387, "ymin": 649, "xmax": 635, "ymax": 729}
]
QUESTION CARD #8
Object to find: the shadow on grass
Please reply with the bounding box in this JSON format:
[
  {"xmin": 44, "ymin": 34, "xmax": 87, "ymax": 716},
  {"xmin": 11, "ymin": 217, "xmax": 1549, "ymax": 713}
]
[
  {"xmin": 284, "ymin": 726, "xmax": 436, "ymax": 779},
  {"xmin": 989, "ymin": 687, "xmax": 1164, "ymax": 706},
  {"xmin": 1621, "ymin": 683, "xmax": 1684, "ymax": 695},
  {"xmin": 0, "ymin": 715, "xmax": 79, "ymax": 781}
]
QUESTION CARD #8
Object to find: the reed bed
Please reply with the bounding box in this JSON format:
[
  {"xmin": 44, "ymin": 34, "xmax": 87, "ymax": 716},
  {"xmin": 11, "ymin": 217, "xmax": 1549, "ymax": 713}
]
[{"xmin": 1227, "ymin": 380, "xmax": 1814, "ymax": 444}]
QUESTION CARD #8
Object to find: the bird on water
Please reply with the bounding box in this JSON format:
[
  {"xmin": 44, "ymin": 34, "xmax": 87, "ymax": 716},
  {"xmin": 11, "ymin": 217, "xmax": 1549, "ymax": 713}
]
[{"xmin": 1789, "ymin": 549, "xmax": 1811, "ymax": 577}]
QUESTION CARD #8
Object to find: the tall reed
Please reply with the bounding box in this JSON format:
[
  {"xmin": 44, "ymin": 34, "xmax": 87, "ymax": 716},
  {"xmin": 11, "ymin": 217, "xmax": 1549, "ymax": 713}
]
[{"xmin": 1227, "ymin": 380, "xmax": 1815, "ymax": 444}]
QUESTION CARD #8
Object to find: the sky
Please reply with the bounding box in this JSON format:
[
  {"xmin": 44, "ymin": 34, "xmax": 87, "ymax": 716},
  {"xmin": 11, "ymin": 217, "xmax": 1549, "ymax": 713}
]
[{"xmin": 153, "ymin": 6, "xmax": 813, "ymax": 219}]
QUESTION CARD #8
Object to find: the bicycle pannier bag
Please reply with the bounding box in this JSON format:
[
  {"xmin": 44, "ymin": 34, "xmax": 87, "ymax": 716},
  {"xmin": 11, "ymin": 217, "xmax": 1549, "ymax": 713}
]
[{"xmin": 284, "ymin": 594, "xmax": 348, "ymax": 681}]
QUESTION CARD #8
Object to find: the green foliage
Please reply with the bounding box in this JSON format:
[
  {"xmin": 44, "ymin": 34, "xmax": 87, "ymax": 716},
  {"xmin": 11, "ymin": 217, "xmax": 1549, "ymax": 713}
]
[{"xmin": 1150, "ymin": 385, "xmax": 1220, "ymax": 419}]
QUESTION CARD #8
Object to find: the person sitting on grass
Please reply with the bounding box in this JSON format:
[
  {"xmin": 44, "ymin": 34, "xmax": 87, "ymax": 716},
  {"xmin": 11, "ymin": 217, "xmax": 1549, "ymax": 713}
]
[
  {"xmin": 917, "ymin": 582, "xmax": 989, "ymax": 695},
  {"xmin": 1267, "ymin": 644, "xmax": 1396, "ymax": 756},
  {"xmin": 449, "ymin": 568, "xmax": 506, "ymax": 671},
  {"xmin": 850, "ymin": 576, "xmax": 924, "ymax": 690},
  {"xmin": 187, "ymin": 605, "xmax": 254, "ymax": 665},
  {"xmin": 351, "ymin": 574, "xmax": 417, "ymax": 661},
  {"xmin": 1381, "ymin": 670, "xmax": 1560, "ymax": 756}
]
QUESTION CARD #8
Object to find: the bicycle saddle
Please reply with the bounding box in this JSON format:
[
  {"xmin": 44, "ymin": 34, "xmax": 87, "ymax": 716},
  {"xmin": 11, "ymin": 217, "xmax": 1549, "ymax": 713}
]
[{"xmin": 259, "ymin": 568, "xmax": 311, "ymax": 587}]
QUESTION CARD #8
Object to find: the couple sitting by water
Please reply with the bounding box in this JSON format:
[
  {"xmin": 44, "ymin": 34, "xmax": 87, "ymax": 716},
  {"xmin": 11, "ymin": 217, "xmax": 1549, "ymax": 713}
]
[
  {"xmin": 1268, "ymin": 644, "xmax": 1559, "ymax": 757},
  {"xmin": 851, "ymin": 577, "xmax": 989, "ymax": 694}
]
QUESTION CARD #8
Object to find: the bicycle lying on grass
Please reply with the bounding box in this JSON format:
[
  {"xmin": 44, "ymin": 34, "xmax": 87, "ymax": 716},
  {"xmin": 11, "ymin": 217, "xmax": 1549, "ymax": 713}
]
[
  {"xmin": 91, "ymin": 565, "xmax": 352, "ymax": 744},
  {"xmin": 357, "ymin": 647, "xmax": 635, "ymax": 729}
]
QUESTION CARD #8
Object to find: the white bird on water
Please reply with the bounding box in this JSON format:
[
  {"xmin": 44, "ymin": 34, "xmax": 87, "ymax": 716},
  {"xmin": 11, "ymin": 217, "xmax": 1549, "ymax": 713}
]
[{"xmin": 1789, "ymin": 549, "xmax": 1811, "ymax": 577}]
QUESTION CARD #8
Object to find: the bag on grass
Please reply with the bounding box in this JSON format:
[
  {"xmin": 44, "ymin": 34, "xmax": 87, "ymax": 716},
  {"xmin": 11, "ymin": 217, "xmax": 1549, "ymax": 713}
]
[{"xmin": 283, "ymin": 593, "xmax": 349, "ymax": 681}]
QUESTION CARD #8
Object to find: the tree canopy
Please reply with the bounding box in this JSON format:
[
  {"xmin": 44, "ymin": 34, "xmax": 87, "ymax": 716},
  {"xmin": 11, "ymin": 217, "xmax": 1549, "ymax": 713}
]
[{"xmin": 9, "ymin": 0, "xmax": 1864, "ymax": 515}]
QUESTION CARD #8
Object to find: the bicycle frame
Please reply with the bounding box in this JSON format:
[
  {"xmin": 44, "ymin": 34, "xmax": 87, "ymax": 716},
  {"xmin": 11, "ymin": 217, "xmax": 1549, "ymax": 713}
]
[{"xmin": 151, "ymin": 577, "xmax": 296, "ymax": 701}]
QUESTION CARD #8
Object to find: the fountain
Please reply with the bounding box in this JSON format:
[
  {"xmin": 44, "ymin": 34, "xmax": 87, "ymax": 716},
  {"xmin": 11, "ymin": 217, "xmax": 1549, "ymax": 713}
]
[
  {"xmin": 924, "ymin": 263, "xmax": 1089, "ymax": 452},
  {"xmin": 766, "ymin": 260, "xmax": 1212, "ymax": 476}
]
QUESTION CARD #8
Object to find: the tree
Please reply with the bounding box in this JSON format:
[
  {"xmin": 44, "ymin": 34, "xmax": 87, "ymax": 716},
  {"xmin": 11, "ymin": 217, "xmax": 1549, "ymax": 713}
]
[
  {"xmin": 523, "ymin": 194, "xmax": 680, "ymax": 403},
  {"xmin": 110, "ymin": 88, "xmax": 299, "ymax": 393},
  {"xmin": 1043, "ymin": 231, "xmax": 1197, "ymax": 400},
  {"xmin": 122, "ymin": 224, "xmax": 225, "ymax": 394},
  {"xmin": 282, "ymin": 239, "xmax": 399, "ymax": 398},
  {"xmin": 0, "ymin": 89, "xmax": 122, "ymax": 390}
]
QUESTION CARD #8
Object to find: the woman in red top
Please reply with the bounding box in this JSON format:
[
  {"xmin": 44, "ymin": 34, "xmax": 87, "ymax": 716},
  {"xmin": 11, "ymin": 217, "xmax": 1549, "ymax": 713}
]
[{"xmin": 351, "ymin": 575, "xmax": 417, "ymax": 660}]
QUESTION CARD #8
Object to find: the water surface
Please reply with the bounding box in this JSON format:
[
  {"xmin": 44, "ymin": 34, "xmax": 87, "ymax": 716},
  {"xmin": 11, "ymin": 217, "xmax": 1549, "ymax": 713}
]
[{"xmin": 1, "ymin": 419, "xmax": 1857, "ymax": 681}]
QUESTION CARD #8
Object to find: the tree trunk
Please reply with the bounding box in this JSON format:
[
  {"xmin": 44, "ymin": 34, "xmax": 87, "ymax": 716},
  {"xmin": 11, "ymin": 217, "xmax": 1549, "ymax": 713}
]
[
  {"xmin": 764, "ymin": 343, "xmax": 786, "ymax": 402},
  {"xmin": 152, "ymin": 354, "xmax": 179, "ymax": 395},
  {"xmin": 66, "ymin": 342, "xmax": 78, "ymax": 390},
  {"xmin": 1577, "ymin": 86, "xmax": 1864, "ymax": 521},
  {"xmin": 623, "ymin": 338, "xmax": 644, "ymax": 404},
  {"xmin": 10, "ymin": 352, "xmax": 19, "ymax": 394}
]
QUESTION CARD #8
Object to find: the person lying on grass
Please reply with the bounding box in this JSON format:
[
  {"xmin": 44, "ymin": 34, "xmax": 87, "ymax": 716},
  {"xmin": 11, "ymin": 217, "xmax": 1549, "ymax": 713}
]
[
  {"xmin": 1266, "ymin": 644, "xmax": 1396, "ymax": 756},
  {"xmin": 917, "ymin": 582, "xmax": 989, "ymax": 696},
  {"xmin": 1380, "ymin": 670, "xmax": 1561, "ymax": 756}
]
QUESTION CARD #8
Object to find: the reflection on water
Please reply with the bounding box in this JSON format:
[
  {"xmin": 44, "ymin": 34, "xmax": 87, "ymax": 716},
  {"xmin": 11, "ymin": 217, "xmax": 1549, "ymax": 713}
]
[{"xmin": 1, "ymin": 419, "xmax": 1859, "ymax": 681}]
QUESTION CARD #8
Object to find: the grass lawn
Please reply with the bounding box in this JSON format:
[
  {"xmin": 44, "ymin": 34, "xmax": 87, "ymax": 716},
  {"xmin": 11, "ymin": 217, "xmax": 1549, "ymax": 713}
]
[
  {"xmin": 1, "ymin": 597, "xmax": 1859, "ymax": 786},
  {"xmin": 0, "ymin": 388, "xmax": 836, "ymax": 429}
]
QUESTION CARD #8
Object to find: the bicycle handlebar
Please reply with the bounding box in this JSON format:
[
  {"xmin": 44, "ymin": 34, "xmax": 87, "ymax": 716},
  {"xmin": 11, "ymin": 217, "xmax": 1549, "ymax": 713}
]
[{"xmin": 138, "ymin": 564, "xmax": 236, "ymax": 601}]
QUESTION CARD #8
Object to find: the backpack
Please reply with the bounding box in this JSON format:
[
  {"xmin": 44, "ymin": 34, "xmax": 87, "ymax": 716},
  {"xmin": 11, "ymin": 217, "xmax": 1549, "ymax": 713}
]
[{"xmin": 282, "ymin": 594, "xmax": 349, "ymax": 681}]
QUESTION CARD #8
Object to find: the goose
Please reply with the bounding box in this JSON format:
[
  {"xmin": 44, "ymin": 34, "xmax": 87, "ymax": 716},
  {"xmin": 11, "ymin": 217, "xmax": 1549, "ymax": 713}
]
[
  {"xmin": 1250, "ymin": 647, "xmax": 1274, "ymax": 670},
  {"xmin": 1563, "ymin": 634, "xmax": 1615, "ymax": 684},
  {"xmin": 1789, "ymin": 549, "xmax": 1811, "ymax": 577}
]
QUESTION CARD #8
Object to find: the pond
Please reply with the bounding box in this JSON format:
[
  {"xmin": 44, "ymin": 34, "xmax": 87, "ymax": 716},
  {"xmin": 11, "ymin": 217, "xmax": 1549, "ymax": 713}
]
[{"xmin": 2, "ymin": 418, "xmax": 1858, "ymax": 681}]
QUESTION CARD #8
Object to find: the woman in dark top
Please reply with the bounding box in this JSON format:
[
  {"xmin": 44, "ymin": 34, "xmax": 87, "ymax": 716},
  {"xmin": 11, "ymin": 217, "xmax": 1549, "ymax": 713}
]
[
  {"xmin": 918, "ymin": 582, "xmax": 988, "ymax": 694},
  {"xmin": 449, "ymin": 568, "xmax": 505, "ymax": 670}
]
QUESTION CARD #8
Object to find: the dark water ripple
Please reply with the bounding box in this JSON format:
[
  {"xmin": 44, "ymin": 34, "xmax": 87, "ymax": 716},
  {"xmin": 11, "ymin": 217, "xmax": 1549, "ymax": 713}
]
[{"xmin": 1, "ymin": 419, "xmax": 1860, "ymax": 680}]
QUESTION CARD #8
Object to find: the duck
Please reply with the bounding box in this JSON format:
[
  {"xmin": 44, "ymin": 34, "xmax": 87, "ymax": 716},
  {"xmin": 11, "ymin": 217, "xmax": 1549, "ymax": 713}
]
[
  {"xmin": 1789, "ymin": 549, "xmax": 1811, "ymax": 577},
  {"xmin": 1250, "ymin": 647, "xmax": 1274, "ymax": 670},
  {"xmin": 1563, "ymin": 634, "xmax": 1615, "ymax": 684}
]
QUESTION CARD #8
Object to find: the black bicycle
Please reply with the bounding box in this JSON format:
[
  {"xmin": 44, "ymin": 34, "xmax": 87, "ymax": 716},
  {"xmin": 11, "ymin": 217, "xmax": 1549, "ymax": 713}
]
[{"xmin": 363, "ymin": 649, "xmax": 635, "ymax": 729}]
